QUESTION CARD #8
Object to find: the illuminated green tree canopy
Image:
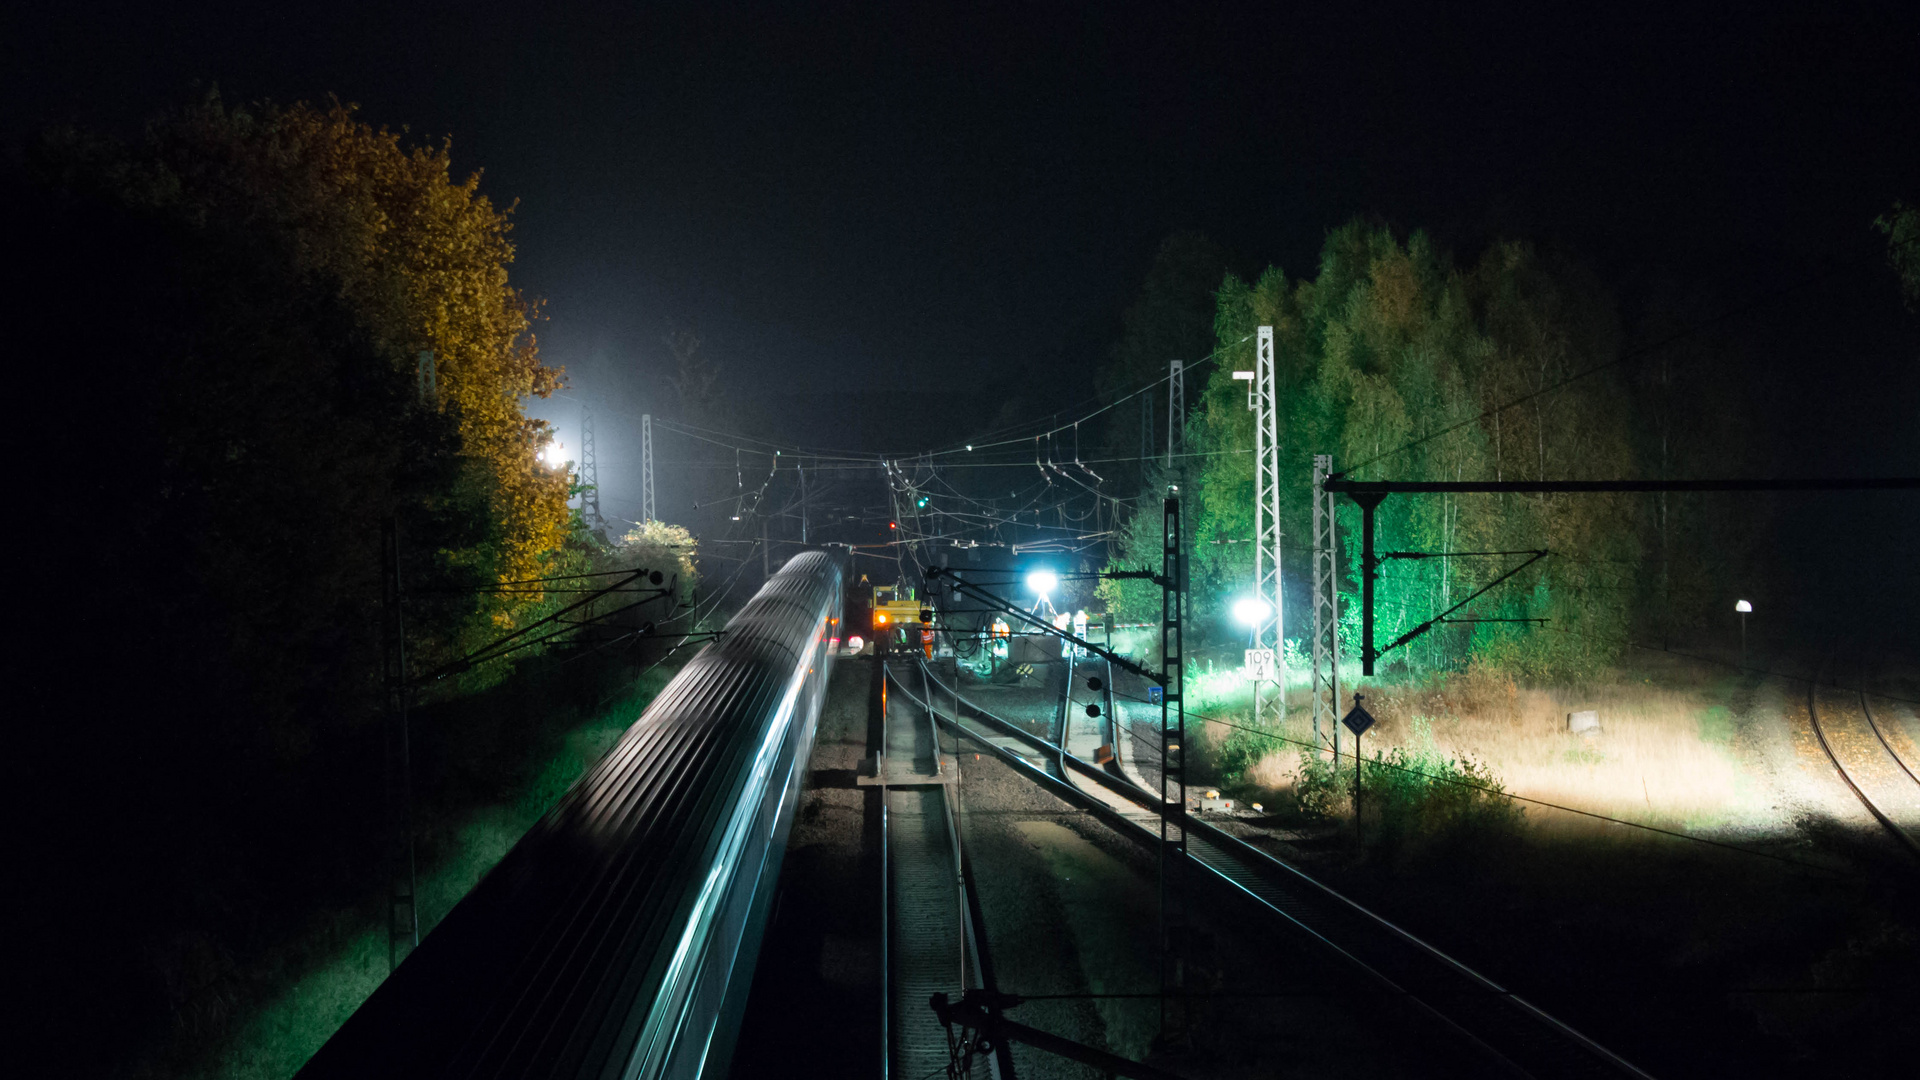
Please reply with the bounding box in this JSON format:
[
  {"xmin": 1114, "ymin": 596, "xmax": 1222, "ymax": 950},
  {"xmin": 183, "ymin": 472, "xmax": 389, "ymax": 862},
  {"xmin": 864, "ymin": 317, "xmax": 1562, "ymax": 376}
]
[{"xmin": 1106, "ymin": 220, "xmax": 1649, "ymax": 681}]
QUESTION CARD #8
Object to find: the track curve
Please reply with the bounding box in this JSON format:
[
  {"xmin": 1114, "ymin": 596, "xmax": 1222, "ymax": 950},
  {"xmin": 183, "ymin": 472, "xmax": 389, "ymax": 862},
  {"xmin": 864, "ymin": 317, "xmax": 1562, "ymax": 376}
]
[{"xmin": 1805, "ymin": 656, "xmax": 1920, "ymax": 861}]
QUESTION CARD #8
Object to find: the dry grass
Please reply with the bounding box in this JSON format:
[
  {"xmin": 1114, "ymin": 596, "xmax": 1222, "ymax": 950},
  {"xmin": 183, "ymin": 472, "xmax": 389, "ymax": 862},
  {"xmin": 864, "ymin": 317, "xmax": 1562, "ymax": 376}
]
[{"xmin": 1222, "ymin": 659, "xmax": 1769, "ymax": 833}]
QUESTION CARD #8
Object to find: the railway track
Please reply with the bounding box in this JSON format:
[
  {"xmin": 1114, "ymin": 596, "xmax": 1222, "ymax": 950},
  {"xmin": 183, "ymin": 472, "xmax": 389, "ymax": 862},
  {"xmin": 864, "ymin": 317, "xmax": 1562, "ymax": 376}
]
[
  {"xmin": 894, "ymin": 662, "xmax": 1656, "ymax": 1080},
  {"xmin": 1805, "ymin": 657, "xmax": 1920, "ymax": 861},
  {"xmin": 875, "ymin": 662, "xmax": 995, "ymax": 1079}
]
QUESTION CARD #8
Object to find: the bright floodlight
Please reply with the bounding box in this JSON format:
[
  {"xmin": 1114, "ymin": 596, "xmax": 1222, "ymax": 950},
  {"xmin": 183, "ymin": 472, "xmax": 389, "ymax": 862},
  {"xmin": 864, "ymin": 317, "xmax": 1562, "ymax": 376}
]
[
  {"xmin": 1026, "ymin": 569, "xmax": 1058, "ymax": 596},
  {"xmin": 1232, "ymin": 596, "xmax": 1273, "ymax": 626},
  {"xmin": 1735, "ymin": 599, "xmax": 1752, "ymax": 613}
]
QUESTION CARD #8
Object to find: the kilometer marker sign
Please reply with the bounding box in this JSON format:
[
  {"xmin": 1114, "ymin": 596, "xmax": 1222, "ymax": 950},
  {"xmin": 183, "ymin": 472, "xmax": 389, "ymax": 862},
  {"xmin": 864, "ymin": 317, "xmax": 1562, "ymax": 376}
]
[{"xmin": 1243, "ymin": 647, "xmax": 1276, "ymax": 682}]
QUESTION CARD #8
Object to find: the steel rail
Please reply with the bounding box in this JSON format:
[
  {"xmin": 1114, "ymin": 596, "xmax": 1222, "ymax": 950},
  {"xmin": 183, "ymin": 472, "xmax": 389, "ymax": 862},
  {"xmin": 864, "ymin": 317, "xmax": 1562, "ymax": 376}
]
[
  {"xmin": 1858, "ymin": 690, "xmax": 1920, "ymax": 790},
  {"xmin": 1806, "ymin": 658, "xmax": 1920, "ymax": 861},
  {"xmin": 879, "ymin": 663, "xmax": 982, "ymax": 1078},
  {"xmin": 888, "ymin": 677, "xmax": 1522, "ymax": 1075},
  {"xmin": 879, "ymin": 665, "xmax": 890, "ymax": 1080},
  {"xmin": 900, "ymin": 665, "xmax": 1659, "ymax": 1080}
]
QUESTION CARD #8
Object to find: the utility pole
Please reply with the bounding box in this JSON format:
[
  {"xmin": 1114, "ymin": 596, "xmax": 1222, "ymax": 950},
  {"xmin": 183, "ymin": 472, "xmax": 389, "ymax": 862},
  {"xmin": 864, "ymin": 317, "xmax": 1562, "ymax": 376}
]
[
  {"xmin": 380, "ymin": 518, "xmax": 419, "ymax": 971},
  {"xmin": 1311, "ymin": 455, "xmax": 1342, "ymax": 761},
  {"xmin": 1165, "ymin": 360, "xmax": 1184, "ymax": 468},
  {"xmin": 580, "ymin": 402, "xmax": 604, "ymax": 533},
  {"xmin": 1140, "ymin": 393, "xmax": 1153, "ymax": 487},
  {"xmin": 799, "ymin": 458, "xmax": 808, "ymax": 544},
  {"xmin": 380, "ymin": 358, "xmax": 434, "ymax": 970},
  {"xmin": 640, "ymin": 413, "xmax": 656, "ymax": 524},
  {"xmin": 415, "ymin": 349, "xmax": 436, "ymax": 405},
  {"xmin": 1659, "ymin": 353, "xmax": 1671, "ymax": 650},
  {"xmin": 1251, "ymin": 327, "xmax": 1283, "ymax": 727}
]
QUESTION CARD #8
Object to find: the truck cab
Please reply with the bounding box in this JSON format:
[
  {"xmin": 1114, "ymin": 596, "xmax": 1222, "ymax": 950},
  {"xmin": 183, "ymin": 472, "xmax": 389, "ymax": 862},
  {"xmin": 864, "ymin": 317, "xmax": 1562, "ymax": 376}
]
[{"xmin": 870, "ymin": 583, "xmax": 932, "ymax": 654}]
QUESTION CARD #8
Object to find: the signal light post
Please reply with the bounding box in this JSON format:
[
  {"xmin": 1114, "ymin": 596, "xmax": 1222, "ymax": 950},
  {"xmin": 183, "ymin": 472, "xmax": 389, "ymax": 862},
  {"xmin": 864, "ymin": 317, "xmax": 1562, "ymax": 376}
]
[
  {"xmin": 922, "ymin": 492, "xmax": 1189, "ymax": 1049},
  {"xmin": 1157, "ymin": 490, "xmax": 1188, "ymax": 1047}
]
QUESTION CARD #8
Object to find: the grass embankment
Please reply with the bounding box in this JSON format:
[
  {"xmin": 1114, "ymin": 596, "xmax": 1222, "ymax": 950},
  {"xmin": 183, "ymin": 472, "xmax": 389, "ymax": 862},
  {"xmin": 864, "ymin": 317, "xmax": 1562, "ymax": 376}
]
[
  {"xmin": 152, "ymin": 651, "xmax": 681, "ymax": 1080},
  {"xmin": 1186, "ymin": 650, "xmax": 1771, "ymax": 833},
  {"xmin": 1180, "ymin": 651, "xmax": 1918, "ymax": 1077}
]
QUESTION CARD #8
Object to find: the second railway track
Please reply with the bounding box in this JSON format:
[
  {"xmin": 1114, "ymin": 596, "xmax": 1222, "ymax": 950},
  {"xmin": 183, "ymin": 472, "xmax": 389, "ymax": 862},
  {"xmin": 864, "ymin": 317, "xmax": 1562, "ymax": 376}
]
[
  {"xmin": 891, "ymin": 662, "xmax": 1656, "ymax": 1080},
  {"xmin": 1805, "ymin": 657, "xmax": 1920, "ymax": 861}
]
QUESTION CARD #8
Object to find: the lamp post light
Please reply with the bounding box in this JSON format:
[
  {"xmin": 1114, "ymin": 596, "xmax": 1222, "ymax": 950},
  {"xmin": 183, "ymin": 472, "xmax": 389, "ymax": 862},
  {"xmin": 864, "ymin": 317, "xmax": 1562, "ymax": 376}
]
[
  {"xmin": 1026, "ymin": 569, "xmax": 1059, "ymax": 618},
  {"xmin": 1231, "ymin": 596, "xmax": 1273, "ymax": 644},
  {"xmin": 1735, "ymin": 599, "xmax": 1752, "ymax": 669},
  {"xmin": 1233, "ymin": 596, "xmax": 1277, "ymax": 722}
]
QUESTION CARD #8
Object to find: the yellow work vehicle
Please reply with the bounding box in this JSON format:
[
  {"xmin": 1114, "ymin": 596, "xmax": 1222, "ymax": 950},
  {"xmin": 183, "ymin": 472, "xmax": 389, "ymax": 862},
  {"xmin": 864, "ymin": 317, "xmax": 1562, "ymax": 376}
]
[{"xmin": 870, "ymin": 583, "xmax": 933, "ymax": 655}]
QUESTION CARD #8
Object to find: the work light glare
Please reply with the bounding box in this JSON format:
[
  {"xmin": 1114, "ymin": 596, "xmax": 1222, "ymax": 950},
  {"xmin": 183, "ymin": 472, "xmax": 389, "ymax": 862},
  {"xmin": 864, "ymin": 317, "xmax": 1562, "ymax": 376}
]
[
  {"xmin": 1232, "ymin": 597, "xmax": 1272, "ymax": 626},
  {"xmin": 1026, "ymin": 570, "xmax": 1058, "ymax": 596}
]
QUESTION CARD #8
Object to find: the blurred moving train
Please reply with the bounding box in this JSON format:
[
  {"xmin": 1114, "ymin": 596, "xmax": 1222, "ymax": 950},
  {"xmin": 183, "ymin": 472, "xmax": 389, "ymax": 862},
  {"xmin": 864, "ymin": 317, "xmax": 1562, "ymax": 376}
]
[{"xmin": 299, "ymin": 551, "xmax": 844, "ymax": 1080}]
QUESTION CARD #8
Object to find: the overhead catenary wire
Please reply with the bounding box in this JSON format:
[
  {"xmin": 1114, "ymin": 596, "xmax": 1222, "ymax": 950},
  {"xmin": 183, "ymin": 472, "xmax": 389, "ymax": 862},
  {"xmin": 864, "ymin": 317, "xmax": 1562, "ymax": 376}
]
[{"xmin": 639, "ymin": 335, "xmax": 1250, "ymax": 560}]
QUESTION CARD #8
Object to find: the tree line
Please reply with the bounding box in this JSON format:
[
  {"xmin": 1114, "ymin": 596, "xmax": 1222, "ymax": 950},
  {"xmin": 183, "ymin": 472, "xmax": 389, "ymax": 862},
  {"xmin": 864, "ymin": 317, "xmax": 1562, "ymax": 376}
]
[
  {"xmin": 12, "ymin": 94, "xmax": 664, "ymax": 1074},
  {"xmin": 1098, "ymin": 213, "xmax": 1914, "ymax": 682}
]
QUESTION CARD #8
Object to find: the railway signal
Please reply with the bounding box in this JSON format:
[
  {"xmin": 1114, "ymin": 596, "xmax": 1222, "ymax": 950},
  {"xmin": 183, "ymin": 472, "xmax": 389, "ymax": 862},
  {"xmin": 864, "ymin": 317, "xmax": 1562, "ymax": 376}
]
[{"xmin": 1342, "ymin": 694, "xmax": 1376, "ymax": 838}]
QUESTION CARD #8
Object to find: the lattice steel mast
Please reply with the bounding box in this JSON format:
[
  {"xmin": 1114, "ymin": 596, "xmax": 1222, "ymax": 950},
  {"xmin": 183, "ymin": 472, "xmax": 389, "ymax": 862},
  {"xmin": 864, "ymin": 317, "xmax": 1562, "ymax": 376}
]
[
  {"xmin": 1158, "ymin": 490, "xmax": 1187, "ymax": 1045},
  {"xmin": 580, "ymin": 402, "xmax": 604, "ymax": 532},
  {"xmin": 640, "ymin": 413, "xmax": 656, "ymax": 524},
  {"xmin": 1311, "ymin": 454, "xmax": 1341, "ymax": 759},
  {"xmin": 1252, "ymin": 327, "xmax": 1283, "ymax": 727},
  {"xmin": 1165, "ymin": 359, "xmax": 1184, "ymax": 467}
]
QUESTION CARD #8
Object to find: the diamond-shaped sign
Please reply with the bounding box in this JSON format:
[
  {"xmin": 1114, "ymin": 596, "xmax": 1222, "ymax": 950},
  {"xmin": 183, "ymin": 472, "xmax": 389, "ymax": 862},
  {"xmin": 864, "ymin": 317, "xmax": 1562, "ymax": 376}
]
[{"xmin": 1340, "ymin": 701, "xmax": 1376, "ymax": 737}]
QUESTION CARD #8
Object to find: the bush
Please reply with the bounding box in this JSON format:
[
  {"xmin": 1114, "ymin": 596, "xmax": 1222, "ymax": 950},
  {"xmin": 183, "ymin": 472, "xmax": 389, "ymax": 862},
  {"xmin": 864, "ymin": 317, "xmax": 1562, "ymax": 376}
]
[{"xmin": 1292, "ymin": 742, "xmax": 1523, "ymax": 855}]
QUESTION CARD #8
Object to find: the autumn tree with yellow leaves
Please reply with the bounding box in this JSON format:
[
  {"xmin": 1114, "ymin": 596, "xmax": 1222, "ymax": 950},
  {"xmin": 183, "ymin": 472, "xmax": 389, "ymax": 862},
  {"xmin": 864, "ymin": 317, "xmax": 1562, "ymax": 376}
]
[
  {"xmin": 10, "ymin": 93, "xmax": 663, "ymax": 1077},
  {"xmin": 136, "ymin": 95, "xmax": 573, "ymax": 600}
]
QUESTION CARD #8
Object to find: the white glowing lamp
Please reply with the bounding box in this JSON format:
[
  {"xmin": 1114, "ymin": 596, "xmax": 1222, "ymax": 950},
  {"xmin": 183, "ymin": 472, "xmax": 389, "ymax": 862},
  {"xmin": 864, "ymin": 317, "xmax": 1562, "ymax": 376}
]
[
  {"xmin": 1232, "ymin": 596, "xmax": 1273, "ymax": 626},
  {"xmin": 1026, "ymin": 569, "xmax": 1058, "ymax": 597},
  {"xmin": 1735, "ymin": 600, "xmax": 1752, "ymax": 613}
]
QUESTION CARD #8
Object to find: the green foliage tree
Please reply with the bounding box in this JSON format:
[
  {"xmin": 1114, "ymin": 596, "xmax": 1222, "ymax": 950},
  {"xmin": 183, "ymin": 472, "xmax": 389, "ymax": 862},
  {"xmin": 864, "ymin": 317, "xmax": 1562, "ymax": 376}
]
[
  {"xmin": 1109, "ymin": 219, "xmax": 1647, "ymax": 682},
  {"xmin": 1095, "ymin": 231, "xmax": 1235, "ymax": 484},
  {"xmin": 1877, "ymin": 200, "xmax": 1920, "ymax": 310}
]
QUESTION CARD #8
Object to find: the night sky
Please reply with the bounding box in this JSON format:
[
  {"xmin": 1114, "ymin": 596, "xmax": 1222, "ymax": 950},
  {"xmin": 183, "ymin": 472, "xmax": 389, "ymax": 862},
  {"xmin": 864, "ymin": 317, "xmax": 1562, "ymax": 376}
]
[
  {"xmin": 11, "ymin": 13, "xmax": 1920, "ymax": 1073},
  {"xmin": 9, "ymin": 1, "xmax": 1917, "ymax": 529}
]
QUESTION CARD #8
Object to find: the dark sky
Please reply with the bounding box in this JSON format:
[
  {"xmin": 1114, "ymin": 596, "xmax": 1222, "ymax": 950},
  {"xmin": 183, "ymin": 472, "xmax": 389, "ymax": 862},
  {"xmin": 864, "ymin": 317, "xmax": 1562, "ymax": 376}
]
[{"xmin": 8, "ymin": 1, "xmax": 1918, "ymax": 528}]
